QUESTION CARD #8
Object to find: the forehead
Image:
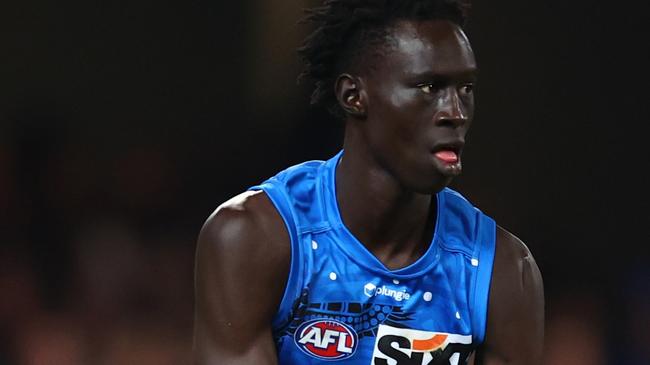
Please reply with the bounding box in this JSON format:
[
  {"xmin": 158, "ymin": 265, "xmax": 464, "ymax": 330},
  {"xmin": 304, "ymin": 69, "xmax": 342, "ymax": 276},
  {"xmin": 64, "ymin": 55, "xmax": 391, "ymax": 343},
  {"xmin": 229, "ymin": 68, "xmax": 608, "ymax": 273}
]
[{"xmin": 375, "ymin": 19, "xmax": 476, "ymax": 77}]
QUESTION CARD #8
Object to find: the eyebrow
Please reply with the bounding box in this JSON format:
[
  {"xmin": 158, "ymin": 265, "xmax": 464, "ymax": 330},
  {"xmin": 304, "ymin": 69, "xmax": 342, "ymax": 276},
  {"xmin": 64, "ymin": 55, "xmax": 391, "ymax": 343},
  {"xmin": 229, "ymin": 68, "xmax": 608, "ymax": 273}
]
[{"xmin": 408, "ymin": 69, "xmax": 479, "ymax": 83}]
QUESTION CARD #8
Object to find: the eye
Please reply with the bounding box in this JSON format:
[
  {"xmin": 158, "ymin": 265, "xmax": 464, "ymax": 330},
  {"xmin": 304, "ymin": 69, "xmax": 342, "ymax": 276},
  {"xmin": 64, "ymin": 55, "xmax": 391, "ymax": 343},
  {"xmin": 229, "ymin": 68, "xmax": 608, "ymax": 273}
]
[
  {"xmin": 418, "ymin": 83, "xmax": 438, "ymax": 94},
  {"xmin": 459, "ymin": 84, "xmax": 474, "ymax": 96}
]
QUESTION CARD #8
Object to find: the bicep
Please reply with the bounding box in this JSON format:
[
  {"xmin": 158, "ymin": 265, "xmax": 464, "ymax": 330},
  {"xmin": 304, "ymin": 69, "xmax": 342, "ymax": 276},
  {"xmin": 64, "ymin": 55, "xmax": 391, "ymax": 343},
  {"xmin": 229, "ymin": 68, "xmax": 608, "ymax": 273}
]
[
  {"xmin": 192, "ymin": 202, "xmax": 289, "ymax": 365},
  {"xmin": 475, "ymin": 229, "xmax": 544, "ymax": 365}
]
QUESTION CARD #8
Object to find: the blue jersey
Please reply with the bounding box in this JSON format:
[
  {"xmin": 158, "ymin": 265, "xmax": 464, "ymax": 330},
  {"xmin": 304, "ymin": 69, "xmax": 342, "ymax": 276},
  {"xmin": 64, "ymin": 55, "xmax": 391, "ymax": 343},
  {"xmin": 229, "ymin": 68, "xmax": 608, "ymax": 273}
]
[{"xmin": 250, "ymin": 151, "xmax": 496, "ymax": 365}]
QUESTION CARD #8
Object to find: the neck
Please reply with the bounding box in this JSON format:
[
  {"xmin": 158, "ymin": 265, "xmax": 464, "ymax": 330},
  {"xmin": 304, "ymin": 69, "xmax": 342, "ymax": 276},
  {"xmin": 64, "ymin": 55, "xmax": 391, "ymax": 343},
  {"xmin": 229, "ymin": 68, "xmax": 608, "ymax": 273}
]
[{"xmin": 336, "ymin": 140, "xmax": 437, "ymax": 270}]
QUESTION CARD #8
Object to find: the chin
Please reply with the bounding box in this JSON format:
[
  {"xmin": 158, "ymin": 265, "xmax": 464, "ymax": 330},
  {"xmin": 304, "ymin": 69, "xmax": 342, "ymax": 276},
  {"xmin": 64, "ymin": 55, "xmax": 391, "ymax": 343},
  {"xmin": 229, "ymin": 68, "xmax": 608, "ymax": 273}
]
[{"xmin": 409, "ymin": 174, "xmax": 454, "ymax": 195}]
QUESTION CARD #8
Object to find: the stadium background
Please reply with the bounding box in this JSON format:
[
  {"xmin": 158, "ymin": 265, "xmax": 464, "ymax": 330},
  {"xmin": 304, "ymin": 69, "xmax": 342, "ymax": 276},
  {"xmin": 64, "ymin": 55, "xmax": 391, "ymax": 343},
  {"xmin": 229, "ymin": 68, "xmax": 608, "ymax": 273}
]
[{"xmin": 1, "ymin": 0, "xmax": 648, "ymax": 364}]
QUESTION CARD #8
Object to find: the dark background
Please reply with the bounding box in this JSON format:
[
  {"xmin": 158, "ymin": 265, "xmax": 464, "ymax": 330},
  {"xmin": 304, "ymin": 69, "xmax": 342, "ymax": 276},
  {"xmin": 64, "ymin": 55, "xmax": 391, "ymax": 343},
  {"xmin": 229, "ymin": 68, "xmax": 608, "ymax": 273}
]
[{"xmin": 1, "ymin": 0, "xmax": 648, "ymax": 364}]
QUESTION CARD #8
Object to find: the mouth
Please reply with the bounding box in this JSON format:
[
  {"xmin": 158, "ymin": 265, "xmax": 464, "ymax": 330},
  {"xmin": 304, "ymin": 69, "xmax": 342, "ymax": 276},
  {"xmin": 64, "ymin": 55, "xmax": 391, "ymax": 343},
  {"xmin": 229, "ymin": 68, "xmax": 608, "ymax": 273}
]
[
  {"xmin": 434, "ymin": 150, "xmax": 459, "ymax": 164},
  {"xmin": 431, "ymin": 141, "xmax": 464, "ymax": 165}
]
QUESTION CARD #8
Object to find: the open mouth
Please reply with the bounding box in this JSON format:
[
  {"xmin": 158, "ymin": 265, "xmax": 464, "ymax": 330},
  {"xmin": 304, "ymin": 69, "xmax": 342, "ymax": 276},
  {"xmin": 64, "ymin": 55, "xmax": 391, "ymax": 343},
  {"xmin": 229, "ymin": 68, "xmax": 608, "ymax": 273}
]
[
  {"xmin": 432, "ymin": 142, "xmax": 463, "ymax": 164},
  {"xmin": 434, "ymin": 150, "xmax": 459, "ymax": 163}
]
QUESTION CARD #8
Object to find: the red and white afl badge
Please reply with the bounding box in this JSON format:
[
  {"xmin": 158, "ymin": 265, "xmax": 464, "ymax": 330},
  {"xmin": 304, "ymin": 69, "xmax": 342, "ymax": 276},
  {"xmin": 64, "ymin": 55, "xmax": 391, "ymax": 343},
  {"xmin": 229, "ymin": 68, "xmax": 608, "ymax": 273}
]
[{"xmin": 294, "ymin": 319, "xmax": 358, "ymax": 360}]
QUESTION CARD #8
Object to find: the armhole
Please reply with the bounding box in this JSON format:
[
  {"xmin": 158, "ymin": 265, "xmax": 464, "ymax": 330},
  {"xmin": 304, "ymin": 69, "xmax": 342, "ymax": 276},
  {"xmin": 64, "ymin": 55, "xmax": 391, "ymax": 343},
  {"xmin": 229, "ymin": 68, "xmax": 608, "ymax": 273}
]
[
  {"xmin": 470, "ymin": 214, "xmax": 497, "ymax": 344},
  {"xmin": 248, "ymin": 181, "xmax": 304, "ymax": 330}
]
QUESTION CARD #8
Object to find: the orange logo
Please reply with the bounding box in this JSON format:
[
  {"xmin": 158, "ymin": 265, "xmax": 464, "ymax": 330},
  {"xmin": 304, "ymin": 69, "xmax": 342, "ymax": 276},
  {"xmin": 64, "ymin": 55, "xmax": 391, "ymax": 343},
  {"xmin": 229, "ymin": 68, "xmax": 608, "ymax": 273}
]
[{"xmin": 372, "ymin": 325, "xmax": 473, "ymax": 365}]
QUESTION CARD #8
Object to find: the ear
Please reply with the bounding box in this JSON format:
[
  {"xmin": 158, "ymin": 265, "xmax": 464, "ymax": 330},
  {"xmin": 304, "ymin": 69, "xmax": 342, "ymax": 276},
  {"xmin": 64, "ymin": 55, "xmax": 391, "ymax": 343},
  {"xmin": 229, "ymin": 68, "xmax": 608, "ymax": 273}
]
[{"xmin": 334, "ymin": 74, "xmax": 367, "ymax": 118}]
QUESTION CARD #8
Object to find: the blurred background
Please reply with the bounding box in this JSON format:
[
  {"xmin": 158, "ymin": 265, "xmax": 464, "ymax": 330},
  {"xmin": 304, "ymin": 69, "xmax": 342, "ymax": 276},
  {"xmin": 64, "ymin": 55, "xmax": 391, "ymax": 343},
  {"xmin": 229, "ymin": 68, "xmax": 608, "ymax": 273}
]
[{"xmin": 1, "ymin": 0, "xmax": 648, "ymax": 364}]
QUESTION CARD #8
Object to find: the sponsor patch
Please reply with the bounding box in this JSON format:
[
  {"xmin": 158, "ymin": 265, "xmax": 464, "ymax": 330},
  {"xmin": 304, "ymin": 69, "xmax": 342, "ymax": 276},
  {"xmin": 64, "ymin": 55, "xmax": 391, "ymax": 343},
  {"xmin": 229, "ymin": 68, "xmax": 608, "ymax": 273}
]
[
  {"xmin": 294, "ymin": 319, "xmax": 358, "ymax": 360},
  {"xmin": 372, "ymin": 325, "xmax": 473, "ymax": 365},
  {"xmin": 364, "ymin": 282, "xmax": 411, "ymax": 301}
]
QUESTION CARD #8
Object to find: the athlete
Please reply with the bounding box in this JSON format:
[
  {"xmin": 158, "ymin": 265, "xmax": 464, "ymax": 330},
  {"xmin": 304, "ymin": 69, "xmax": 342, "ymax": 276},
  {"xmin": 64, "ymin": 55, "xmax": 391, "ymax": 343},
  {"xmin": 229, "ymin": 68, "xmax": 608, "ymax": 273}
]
[{"xmin": 193, "ymin": 1, "xmax": 544, "ymax": 364}]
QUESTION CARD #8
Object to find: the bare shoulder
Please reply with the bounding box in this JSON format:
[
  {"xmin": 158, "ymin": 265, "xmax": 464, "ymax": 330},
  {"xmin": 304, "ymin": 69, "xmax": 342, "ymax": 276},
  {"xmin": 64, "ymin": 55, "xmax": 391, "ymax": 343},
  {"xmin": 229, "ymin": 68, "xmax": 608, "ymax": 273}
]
[
  {"xmin": 475, "ymin": 226, "xmax": 544, "ymax": 364},
  {"xmin": 193, "ymin": 190, "xmax": 290, "ymax": 363},
  {"xmin": 195, "ymin": 189, "xmax": 291, "ymax": 310},
  {"xmin": 494, "ymin": 226, "xmax": 538, "ymax": 270},
  {"xmin": 199, "ymin": 190, "xmax": 289, "ymax": 254},
  {"xmin": 492, "ymin": 225, "xmax": 543, "ymax": 310}
]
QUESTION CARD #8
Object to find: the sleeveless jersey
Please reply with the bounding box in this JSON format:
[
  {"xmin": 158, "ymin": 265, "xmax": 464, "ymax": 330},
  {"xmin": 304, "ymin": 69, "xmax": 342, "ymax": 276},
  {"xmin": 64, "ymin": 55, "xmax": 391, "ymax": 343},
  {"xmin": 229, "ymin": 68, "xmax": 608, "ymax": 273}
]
[{"xmin": 249, "ymin": 151, "xmax": 497, "ymax": 365}]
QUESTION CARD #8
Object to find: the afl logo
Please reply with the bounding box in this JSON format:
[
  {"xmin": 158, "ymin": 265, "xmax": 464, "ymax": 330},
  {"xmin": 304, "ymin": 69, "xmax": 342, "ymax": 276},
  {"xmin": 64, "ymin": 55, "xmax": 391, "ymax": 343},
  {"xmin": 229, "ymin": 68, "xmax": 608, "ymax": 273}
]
[{"xmin": 294, "ymin": 319, "xmax": 358, "ymax": 360}]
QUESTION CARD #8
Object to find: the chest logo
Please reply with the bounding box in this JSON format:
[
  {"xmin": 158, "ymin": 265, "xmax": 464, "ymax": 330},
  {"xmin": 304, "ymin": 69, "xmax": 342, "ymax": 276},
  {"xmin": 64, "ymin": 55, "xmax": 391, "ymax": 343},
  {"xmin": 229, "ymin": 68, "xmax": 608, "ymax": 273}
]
[
  {"xmin": 294, "ymin": 319, "xmax": 358, "ymax": 360},
  {"xmin": 364, "ymin": 282, "xmax": 411, "ymax": 301},
  {"xmin": 372, "ymin": 325, "xmax": 473, "ymax": 365}
]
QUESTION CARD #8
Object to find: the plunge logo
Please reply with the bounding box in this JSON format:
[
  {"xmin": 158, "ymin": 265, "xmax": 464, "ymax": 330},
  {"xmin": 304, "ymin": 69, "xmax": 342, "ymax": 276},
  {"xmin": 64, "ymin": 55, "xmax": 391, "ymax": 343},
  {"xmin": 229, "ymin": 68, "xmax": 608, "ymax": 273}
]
[{"xmin": 364, "ymin": 283, "xmax": 411, "ymax": 302}]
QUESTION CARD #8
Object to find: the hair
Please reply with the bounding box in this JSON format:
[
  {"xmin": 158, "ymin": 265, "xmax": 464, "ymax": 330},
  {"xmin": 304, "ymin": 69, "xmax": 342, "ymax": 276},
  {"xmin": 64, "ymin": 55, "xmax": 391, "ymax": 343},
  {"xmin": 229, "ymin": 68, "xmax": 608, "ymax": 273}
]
[{"xmin": 298, "ymin": 0, "xmax": 470, "ymax": 118}]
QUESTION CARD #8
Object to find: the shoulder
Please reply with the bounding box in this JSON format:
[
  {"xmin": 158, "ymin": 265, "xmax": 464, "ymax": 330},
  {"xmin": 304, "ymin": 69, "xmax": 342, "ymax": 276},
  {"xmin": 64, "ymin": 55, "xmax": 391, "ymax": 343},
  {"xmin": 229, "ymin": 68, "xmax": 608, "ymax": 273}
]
[
  {"xmin": 494, "ymin": 226, "xmax": 538, "ymax": 270},
  {"xmin": 492, "ymin": 226, "xmax": 543, "ymax": 306},
  {"xmin": 193, "ymin": 191, "xmax": 290, "ymax": 362},
  {"xmin": 199, "ymin": 190, "xmax": 288, "ymax": 249},
  {"xmin": 197, "ymin": 190, "xmax": 290, "ymax": 265},
  {"xmin": 195, "ymin": 190, "xmax": 290, "ymax": 303},
  {"xmin": 477, "ymin": 226, "xmax": 544, "ymax": 363}
]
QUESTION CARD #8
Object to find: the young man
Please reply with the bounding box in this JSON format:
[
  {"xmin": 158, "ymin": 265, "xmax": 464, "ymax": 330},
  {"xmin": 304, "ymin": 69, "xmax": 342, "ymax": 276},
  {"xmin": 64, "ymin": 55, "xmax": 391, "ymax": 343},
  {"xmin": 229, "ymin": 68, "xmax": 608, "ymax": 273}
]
[{"xmin": 193, "ymin": 1, "xmax": 544, "ymax": 364}]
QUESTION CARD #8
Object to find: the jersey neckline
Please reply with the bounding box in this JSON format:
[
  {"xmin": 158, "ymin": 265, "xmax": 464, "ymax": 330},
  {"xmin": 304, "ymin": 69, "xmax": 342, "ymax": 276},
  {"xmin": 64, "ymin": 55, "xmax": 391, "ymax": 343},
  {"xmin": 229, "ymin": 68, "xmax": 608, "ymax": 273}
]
[{"xmin": 321, "ymin": 150, "xmax": 444, "ymax": 278}]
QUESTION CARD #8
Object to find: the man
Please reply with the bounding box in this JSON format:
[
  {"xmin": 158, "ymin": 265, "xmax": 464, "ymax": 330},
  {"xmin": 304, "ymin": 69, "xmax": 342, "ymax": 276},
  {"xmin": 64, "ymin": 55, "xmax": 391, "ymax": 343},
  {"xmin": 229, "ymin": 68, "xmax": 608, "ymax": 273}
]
[{"xmin": 193, "ymin": 1, "xmax": 544, "ymax": 364}]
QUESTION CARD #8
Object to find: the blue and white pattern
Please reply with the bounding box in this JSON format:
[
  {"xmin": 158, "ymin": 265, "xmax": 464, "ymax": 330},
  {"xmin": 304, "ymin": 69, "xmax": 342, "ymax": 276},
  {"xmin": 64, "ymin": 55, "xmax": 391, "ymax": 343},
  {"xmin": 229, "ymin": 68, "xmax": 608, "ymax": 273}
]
[{"xmin": 249, "ymin": 151, "xmax": 496, "ymax": 364}]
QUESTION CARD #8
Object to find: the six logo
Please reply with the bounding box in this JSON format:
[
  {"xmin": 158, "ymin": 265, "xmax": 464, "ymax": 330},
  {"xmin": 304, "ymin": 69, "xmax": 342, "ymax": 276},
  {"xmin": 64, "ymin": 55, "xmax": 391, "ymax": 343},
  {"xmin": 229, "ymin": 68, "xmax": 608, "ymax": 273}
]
[
  {"xmin": 294, "ymin": 319, "xmax": 358, "ymax": 360},
  {"xmin": 372, "ymin": 325, "xmax": 473, "ymax": 365}
]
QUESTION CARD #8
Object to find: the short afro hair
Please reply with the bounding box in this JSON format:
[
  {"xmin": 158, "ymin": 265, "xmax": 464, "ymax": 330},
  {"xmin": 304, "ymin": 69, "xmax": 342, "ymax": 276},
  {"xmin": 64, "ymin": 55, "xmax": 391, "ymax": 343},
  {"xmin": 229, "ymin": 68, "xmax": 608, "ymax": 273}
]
[{"xmin": 298, "ymin": 0, "xmax": 470, "ymax": 118}]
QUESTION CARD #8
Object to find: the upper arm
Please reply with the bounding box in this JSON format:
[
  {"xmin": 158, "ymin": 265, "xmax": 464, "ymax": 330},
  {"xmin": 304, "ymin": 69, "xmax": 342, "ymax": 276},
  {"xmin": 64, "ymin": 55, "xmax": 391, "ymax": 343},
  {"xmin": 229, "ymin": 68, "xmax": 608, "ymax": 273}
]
[
  {"xmin": 192, "ymin": 190, "xmax": 291, "ymax": 365},
  {"xmin": 475, "ymin": 226, "xmax": 544, "ymax": 365}
]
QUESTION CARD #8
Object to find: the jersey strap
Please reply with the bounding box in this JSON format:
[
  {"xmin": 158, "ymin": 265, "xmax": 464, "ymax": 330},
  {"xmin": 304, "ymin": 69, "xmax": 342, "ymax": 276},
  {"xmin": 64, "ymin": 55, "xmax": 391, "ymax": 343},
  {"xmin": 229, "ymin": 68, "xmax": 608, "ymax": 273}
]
[
  {"xmin": 470, "ymin": 213, "xmax": 496, "ymax": 344},
  {"xmin": 437, "ymin": 189, "xmax": 497, "ymax": 344}
]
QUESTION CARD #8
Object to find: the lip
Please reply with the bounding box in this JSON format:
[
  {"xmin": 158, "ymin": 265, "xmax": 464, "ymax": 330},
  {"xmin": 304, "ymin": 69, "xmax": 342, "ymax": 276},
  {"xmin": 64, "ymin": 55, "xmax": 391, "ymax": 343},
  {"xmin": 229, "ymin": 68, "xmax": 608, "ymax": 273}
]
[{"xmin": 431, "ymin": 140, "xmax": 465, "ymax": 155}]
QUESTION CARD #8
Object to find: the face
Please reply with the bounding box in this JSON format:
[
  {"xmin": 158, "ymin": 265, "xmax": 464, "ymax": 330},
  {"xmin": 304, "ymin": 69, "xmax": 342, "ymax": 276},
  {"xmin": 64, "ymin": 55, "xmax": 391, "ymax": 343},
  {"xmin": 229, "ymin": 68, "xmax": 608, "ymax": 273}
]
[{"xmin": 352, "ymin": 19, "xmax": 477, "ymax": 193}]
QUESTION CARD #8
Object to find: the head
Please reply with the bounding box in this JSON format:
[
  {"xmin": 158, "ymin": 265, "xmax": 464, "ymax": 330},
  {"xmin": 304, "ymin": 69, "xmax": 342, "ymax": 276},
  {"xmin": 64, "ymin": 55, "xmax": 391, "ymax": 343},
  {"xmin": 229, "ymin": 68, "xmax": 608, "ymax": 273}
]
[{"xmin": 299, "ymin": 0, "xmax": 477, "ymax": 193}]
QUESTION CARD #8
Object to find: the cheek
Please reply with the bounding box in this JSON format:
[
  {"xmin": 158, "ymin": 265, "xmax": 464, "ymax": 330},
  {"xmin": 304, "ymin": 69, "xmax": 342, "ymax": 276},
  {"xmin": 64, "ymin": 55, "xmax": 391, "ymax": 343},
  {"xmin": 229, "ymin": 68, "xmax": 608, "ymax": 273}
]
[
  {"xmin": 386, "ymin": 88, "xmax": 419, "ymax": 109},
  {"xmin": 377, "ymin": 89, "xmax": 427, "ymax": 125},
  {"xmin": 366, "ymin": 87, "xmax": 432, "ymax": 147}
]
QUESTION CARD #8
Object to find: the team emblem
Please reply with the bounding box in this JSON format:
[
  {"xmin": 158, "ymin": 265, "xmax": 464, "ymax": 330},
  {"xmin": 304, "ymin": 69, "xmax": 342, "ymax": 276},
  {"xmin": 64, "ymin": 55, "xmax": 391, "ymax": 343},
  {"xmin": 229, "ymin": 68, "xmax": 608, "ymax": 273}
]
[{"xmin": 294, "ymin": 319, "xmax": 358, "ymax": 360}]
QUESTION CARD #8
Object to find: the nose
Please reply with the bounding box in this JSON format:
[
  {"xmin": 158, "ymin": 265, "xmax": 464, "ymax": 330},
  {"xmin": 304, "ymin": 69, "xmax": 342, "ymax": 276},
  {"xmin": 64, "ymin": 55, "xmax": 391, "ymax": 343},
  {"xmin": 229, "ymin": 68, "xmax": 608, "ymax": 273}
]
[{"xmin": 434, "ymin": 87, "xmax": 468, "ymax": 128}]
